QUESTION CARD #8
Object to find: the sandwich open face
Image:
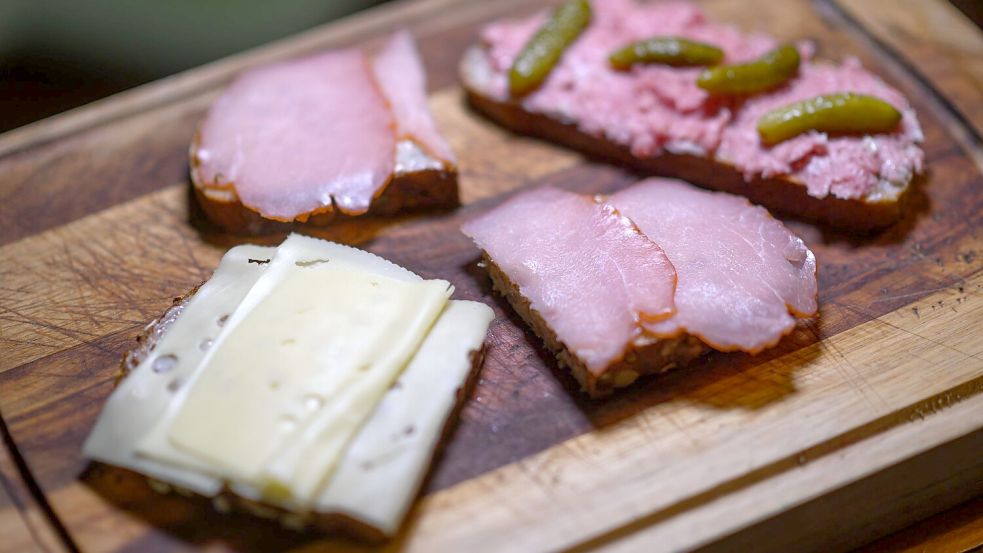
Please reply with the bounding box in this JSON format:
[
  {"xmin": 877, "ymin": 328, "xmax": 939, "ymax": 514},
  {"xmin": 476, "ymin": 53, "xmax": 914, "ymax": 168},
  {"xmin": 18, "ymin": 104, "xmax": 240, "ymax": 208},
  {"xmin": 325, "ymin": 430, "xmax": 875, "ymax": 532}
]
[
  {"xmin": 460, "ymin": 0, "xmax": 924, "ymax": 232},
  {"xmin": 192, "ymin": 31, "xmax": 459, "ymax": 234},
  {"xmin": 83, "ymin": 234, "xmax": 493, "ymax": 540},
  {"xmin": 462, "ymin": 179, "xmax": 818, "ymax": 397}
]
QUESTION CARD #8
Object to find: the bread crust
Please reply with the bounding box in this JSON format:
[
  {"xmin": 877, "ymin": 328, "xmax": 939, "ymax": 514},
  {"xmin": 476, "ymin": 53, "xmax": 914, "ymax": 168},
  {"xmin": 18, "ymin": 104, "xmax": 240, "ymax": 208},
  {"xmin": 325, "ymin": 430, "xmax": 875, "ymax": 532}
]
[
  {"xmin": 483, "ymin": 254, "xmax": 706, "ymax": 398},
  {"xmin": 114, "ymin": 285, "xmax": 486, "ymax": 542},
  {"xmin": 190, "ymin": 136, "xmax": 459, "ymax": 235},
  {"xmin": 460, "ymin": 45, "xmax": 909, "ymax": 233}
]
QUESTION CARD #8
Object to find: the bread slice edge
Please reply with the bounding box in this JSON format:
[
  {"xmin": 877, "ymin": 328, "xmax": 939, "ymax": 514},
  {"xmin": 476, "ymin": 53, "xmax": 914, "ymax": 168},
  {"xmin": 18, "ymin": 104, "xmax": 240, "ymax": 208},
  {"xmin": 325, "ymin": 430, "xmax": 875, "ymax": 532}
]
[
  {"xmin": 482, "ymin": 253, "xmax": 706, "ymax": 398},
  {"xmin": 190, "ymin": 137, "xmax": 460, "ymax": 235}
]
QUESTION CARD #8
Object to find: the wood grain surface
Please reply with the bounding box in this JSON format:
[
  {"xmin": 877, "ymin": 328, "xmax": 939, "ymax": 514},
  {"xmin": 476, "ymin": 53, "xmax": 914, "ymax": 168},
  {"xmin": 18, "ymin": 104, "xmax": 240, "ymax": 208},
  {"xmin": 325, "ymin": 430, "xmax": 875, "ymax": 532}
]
[
  {"xmin": 837, "ymin": 0, "xmax": 983, "ymax": 139},
  {"xmin": 0, "ymin": 0, "xmax": 981, "ymax": 551},
  {"xmin": 857, "ymin": 496, "xmax": 983, "ymax": 553},
  {"xmin": 0, "ymin": 427, "xmax": 70, "ymax": 553}
]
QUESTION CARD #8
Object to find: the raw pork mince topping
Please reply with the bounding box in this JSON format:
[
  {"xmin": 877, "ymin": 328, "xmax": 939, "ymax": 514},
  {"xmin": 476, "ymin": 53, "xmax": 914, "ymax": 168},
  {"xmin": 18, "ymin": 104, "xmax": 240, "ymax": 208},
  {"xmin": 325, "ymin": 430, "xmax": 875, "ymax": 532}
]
[{"xmin": 480, "ymin": 0, "xmax": 923, "ymax": 201}]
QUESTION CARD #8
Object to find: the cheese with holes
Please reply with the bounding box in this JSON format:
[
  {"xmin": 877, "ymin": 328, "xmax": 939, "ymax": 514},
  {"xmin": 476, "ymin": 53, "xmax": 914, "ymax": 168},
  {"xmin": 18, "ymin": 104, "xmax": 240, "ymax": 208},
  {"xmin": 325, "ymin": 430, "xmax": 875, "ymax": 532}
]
[
  {"xmin": 82, "ymin": 234, "xmax": 493, "ymax": 537},
  {"xmin": 82, "ymin": 244, "xmax": 274, "ymax": 494},
  {"xmin": 155, "ymin": 269, "xmax": 451, "ymax": 498}
]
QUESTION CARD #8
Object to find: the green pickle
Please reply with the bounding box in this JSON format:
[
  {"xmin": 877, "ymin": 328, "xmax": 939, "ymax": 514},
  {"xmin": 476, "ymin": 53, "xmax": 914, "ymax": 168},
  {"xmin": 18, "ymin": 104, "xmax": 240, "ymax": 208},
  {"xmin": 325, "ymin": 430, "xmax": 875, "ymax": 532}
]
[
  {"xmin": 509, "ymin": 0, "xmax": 592, "ymax": 96},
  {"xmin": 757, "ymin": 92, "xmax": 902, "ymax": 145},
  {"xmin": 609, "ymin": 37, "xmax": 723, "ymax": 70},
  {"xmin": 697, "ymin": 45, "xmax": 800, "ymax": 95}
]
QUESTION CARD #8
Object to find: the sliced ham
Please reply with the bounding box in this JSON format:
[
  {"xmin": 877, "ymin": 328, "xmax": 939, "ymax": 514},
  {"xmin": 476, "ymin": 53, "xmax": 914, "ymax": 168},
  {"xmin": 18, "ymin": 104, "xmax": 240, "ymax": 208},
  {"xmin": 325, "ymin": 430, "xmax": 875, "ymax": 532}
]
[
  {"xmin": 373, "ymin": 30, "xmax": 456, "ymax": 165},
  {"xmin": 462, "ymin": 187, "xmax": 676, "ymax": 374},
  {"xmin": 194, "ymin": 49, "xmax": 395, "ymax": 220},
  {"xmin": 609, "ymin": 178, "xmax": 818, "ymax": 353}
]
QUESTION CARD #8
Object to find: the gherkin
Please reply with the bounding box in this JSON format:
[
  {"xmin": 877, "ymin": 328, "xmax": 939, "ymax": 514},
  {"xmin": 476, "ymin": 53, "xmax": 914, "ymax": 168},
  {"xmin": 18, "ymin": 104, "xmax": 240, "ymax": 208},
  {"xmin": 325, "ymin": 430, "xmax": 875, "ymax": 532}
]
[
  {"xmin": 697, "ymin": 45, "xmax": 800, "ymax": 95},
  {"xmin": 509, "ymin": 0, "xmax": 592, "ymax": 96},
  {"xmin": 609, "ymin": 37, "xmax": 723, "ymax": 69},
  {"xmin": 757, "ymin": 92, "xmax": 902, "ymax": 145}
]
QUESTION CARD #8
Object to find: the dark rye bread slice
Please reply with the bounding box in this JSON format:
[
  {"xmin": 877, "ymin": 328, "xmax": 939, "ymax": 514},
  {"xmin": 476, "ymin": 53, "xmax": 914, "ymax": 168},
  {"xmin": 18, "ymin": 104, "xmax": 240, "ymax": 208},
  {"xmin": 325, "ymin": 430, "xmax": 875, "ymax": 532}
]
[
  {"xmin": 191, "ymin": 137, "xmax": 459, "ymax": 235},
  {"xmin": 483, "ymin": 254, "xmax": 706, "ymax": 398},
  {"xmin": 109, "ymin": 285, "xmax": 486, "ymax": 543},
  {"xmin": 459, "ymin": 46, "xmax": 910, "ymax": 233}
]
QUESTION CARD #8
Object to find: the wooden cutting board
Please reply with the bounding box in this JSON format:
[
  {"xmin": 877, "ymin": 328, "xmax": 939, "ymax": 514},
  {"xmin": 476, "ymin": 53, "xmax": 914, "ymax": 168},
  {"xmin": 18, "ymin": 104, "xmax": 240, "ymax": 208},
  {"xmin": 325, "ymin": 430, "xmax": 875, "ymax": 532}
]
[{"xmin": 1, "ymin": 0, "xmax": 981, "ymax": 551}]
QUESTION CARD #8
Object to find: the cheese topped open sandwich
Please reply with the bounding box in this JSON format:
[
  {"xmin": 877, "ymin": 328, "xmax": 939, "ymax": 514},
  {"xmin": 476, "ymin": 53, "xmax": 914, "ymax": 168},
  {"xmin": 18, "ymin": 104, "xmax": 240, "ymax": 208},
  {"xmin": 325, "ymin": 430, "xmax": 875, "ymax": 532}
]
[
  {"xmin": 192, "ymin": 31, "xmax": 458, "ymax": 234},
  {"xmin": 83, "ymin": 234, "xmax": 493, "ymax": 541},
  {"xmin": 461, "ymin": 0, "xmax": 924, "ymax": 232},
  {"xmin": 463, "ymin": 179, "xmax": 818, "ymax": 397}
]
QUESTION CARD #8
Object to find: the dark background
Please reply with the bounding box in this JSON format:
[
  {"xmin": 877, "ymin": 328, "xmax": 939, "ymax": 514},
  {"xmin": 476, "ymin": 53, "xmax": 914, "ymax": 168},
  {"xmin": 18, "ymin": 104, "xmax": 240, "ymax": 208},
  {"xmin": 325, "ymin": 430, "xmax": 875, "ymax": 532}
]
[
  {"xmin": 0, "ymin": 0, "xmax": 387, "ymax": 132},
  {"xmin": 0, "ymin": 0, "xmax": 980, "ymax": 133}
]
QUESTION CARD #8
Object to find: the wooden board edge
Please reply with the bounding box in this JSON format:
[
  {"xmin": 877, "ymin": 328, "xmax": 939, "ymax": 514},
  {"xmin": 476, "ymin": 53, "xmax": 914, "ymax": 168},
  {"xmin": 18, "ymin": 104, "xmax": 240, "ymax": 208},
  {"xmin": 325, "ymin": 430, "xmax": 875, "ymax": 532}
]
[
  {"xmin": 373, "ymin": 271, "xmax": 983, "ymax": 553},
  {"xmin": 394, "ymin": 382, "xmax": 983, "ymax": 553},
  {"xmin": 833, "ymin": 0, "xmax": 983, "ymax": 140},
  {"xmin": 855, "ymin": 496, "xmax": 983, "ymax": 553},
  {"xmin": 818, "ymin": 0, "xmax": 983, "ymax": 174},
  {"xmin": 597, "ymin": 388, "xmax": 983, "ymax": 552},
  {"xmin": 0, "ymin": 417, "xmax": 74, "ymax": 553}
]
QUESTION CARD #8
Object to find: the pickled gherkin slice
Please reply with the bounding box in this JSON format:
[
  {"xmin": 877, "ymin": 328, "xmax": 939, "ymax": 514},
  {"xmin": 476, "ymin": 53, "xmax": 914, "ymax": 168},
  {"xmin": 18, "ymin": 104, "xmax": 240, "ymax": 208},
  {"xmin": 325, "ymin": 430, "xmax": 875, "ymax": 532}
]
[
  {"xmin": 757, "ymin": 92, "xmax": 902, "ymax": 145},
  {"xmin": 609, "ymin": 37, "xmax": 723, "ymax": 70},
  {"xmin": 509, "ymin": 0, "xmax": 592, "ymax": 96},
  {"xmin": 697, "ymin": 45, "xmax": 800, "ymax": 95}
]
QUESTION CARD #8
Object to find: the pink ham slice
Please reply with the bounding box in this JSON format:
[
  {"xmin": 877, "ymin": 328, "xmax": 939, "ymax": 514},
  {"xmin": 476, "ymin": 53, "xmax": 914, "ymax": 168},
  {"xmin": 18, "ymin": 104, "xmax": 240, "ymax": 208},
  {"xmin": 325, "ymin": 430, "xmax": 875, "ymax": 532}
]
[
  {"xmin": 373, "ymin": 30, "xmax": 456, "ymax": 165},
  {"xmin": 609, "ymin": 179, "xmax": 818, "ymax": 353},
  {"xmin": 194, "ymin": 49, "xmax": 395, "ymax": 220},
  {"xmin": 462, "ymin": 187, "xmax": 676, "ymax": 374}
]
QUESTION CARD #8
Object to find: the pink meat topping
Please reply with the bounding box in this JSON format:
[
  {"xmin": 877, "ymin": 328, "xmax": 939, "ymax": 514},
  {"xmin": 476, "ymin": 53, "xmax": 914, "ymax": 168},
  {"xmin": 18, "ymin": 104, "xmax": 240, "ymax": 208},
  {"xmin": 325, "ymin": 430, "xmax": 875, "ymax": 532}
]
[
  {"xmin": 462, "ymin": 187, "xmax": 677, "ymax": 374},
  {"xmin": 609, "ymin": 178, "xmax": 818, "ymax": 352},
  {"xmin": 195, "ymin": 32, "xmax": 456, "ymax": 221},
  {"xmin": 373, "ymin": 30, "xmax": 457, "ymax": 165},
  {"xmin": 480, "ymin": 0, "xmax": 923, "ymax": 200},
  {"xmin": 196, "ymin": 49, "xmax": 395, "ymax": 219},
  {"xmin": 718, "ymin": 58, "xmax": 923, "ymax": 199}
]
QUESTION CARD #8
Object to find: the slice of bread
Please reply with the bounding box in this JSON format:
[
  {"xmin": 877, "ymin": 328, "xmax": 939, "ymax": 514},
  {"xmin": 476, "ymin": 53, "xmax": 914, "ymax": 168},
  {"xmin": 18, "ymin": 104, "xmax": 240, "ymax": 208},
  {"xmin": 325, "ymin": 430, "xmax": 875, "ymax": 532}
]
[
  {"xmin": 483, "ymin": 253, "xmax": 705, "ymax": 398},
  {"xmin": 191, "ymin": 138, "xmax": 458, "ymax": 235},
  {"xmin": 111, "ymin": 285, "xmax": 485, "ymax": 542},
  {"xmin": 460, "ymin": 46, "xmax": 910, "ymax": 233}
]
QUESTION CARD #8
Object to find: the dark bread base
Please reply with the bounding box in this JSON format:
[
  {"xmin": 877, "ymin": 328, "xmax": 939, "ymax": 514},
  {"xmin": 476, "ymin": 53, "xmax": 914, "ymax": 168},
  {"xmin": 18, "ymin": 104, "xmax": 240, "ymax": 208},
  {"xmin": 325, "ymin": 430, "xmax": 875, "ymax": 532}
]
[
  {"xmin": 483, "ymin": 254, "xmax": 706, "ymax": 398},
  {"xmin": 110, "ymin": 285, "xmax": 486, "ymax": 543},
  {"xmin": 460, "ymin": 47, "xmax": 908, "ymax": 233},
  {"xmin": 193, "ymin": 166, "xmax": 459, "ymax": 235}
]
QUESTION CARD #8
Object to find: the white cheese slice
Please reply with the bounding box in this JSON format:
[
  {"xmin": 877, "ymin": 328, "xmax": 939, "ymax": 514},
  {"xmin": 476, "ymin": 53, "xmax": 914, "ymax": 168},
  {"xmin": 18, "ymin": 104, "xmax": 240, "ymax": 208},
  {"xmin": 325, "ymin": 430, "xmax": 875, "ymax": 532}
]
[
  {"xmin": 137, "ymin": 234, "xmax": 451, "ymax": 504},
  {"xmin": 81, "ymin": 244, "xmax": 275, "ymax": 495},
  {"xmin": 160, "ymin": 268, "xmax": 451, "ymax": 494},
  {"xmin": 316, "ymin": 299, "xmax": 493, "ymax": 535},
  {"xmin": 132, "ymin": 234, "xmax": 424, "ymax": 473}
]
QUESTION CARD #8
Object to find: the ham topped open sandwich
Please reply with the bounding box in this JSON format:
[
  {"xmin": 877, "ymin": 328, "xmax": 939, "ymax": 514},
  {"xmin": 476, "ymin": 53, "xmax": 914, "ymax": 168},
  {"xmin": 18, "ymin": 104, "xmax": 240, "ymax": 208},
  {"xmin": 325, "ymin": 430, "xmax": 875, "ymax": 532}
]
[
  {"xmin": 192, "ymin": 31, "xmax": 457, "ymax": 234},
  {"xmin": 461, "ymin": 0, "xmax": 924, "ymax": 232},
  {"xmin": 462, "ymin": 179, "xmax": 818, "ymax": 397}
]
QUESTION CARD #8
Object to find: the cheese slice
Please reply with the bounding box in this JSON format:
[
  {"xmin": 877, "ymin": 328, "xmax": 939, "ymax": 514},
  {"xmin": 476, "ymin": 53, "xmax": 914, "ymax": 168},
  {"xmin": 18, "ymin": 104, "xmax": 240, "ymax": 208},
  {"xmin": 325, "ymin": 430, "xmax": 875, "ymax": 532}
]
[
  {"xmin": 133, "ymin": 234, "xmax": 426, "ymax": 473},
  {"xmin": 258, "ymin": 270, "xmax": 453, "ymax": 503},
  {"xmin": 81, "ymin": 244, "xmax": 275, "ymax": 495},
  {"xmin": 137, "ymin": 234, "xmax": 451, "ymax": 503},
  {"xmin": 316, "ymin": 299, "xmax": 493, "ymax": 534},
  {"xmin": 162, "ymin": 268, "xmax": 451, "ymax": 492}
]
